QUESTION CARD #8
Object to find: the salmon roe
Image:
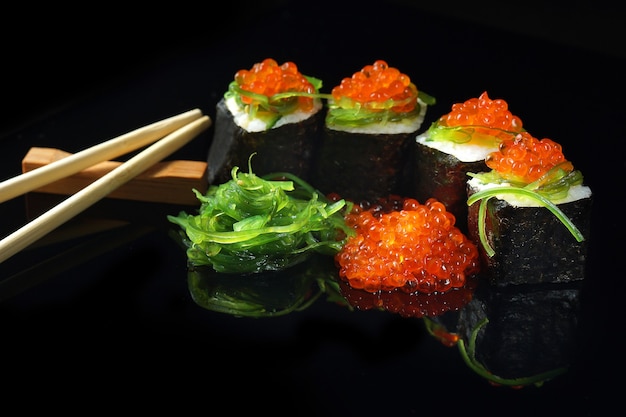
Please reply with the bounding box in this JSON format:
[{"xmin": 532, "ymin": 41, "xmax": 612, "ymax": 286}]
[
  {"xmin": 234, "ymin": 58, "xmax": 317, "ymax": 111},
  {"xmin": 485, "ymin": 131, "xmax": 573, "ymax": 184},
  {"xmin": 439, "ymin": 91, "xmax": 523, "ymax": 141},
  {"xmin": 336, "ymin": 197, "xmax": 480, "ymax": 294},
  {"xmin": 331, "ymin": 60, "xmax": 418, "ymax": 113}
]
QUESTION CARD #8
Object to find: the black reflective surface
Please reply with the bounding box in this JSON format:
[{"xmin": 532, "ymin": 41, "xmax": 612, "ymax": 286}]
[{"xmin": 1, "ymin": 1, "xmax": 623, "ymax": 415}]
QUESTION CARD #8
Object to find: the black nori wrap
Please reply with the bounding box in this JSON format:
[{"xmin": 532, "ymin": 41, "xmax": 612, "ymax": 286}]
[
  {"xmin": 312, "ymin": 127, "xmax": 414, "ymax": 203},
  {"xmin": 413, "ymin": 141, "xmax": 488, "ymax": 234},
  {"xmin": 467, "ymin": 187, "xmax": 592, "ymax": 286},
  {"xmin": 207, "ymin": 98, "xmax": 323, "ymax": 184}
]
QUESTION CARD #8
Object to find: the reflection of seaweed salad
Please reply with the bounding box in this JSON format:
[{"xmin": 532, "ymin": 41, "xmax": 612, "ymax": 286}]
[
  {"xmin": 187, "ymin": 254, "xmax": 349, "ymax": 318},
  {"xmin": 168, "ymin": 155, "xmax": 354, "ymax": 274}
]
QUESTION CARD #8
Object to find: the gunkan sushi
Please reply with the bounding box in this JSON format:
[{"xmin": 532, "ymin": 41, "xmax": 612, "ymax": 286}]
[
  {"xmin": 466, "ymin": 131, "xmax": 592, "ymax": 286},
  {"xmin": 414, "ymin": 92, "xmax": 524, "ymax": 233},
  {"xmin": 312, "ymin": 60, "xmax": 435, "ymax": 203},
  {"xmin": 207, "ymin": 58, "xmax": 324, "ymax": 184}
]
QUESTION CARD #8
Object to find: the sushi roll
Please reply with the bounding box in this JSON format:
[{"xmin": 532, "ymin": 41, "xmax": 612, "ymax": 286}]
[
  {"xmin": 466, "ymin": 131, "xmax": 592, "ymax": 286},
  {"xmin": 312, "ymin": 60, "xmax": 435, "ymax": 203},
  {"xmin": 414, "ymin": 92, "xmax": 524, "ymax": 233},
  {"xmin": 207, "ymin": 58, "xmax": 324, "ymax": 184}
]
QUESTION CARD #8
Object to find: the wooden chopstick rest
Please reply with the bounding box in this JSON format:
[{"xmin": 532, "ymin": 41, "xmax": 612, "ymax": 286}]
[{"xmin": 22, "ymin": 147, "xmax": 208, "ymax": 205}]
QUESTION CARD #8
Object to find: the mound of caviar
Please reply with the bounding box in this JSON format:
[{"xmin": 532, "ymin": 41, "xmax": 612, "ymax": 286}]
[
  {"xmin": 429, "ymin": 91, "xmax": 524, "ymax": 146},
  {"xmin": 335, "ymin": 196, "xmax": 480, "ymax": 294},
  {"xmin": 331, "ymin": 60, "xmax": 418, "ymax": 113},
  {"xmin": 230, "ymin": 58, "xmax": 320, "ymax": 115},
  {"xmin": 485, "ymin": 131, "xmax": 573, "ymax": 184}
]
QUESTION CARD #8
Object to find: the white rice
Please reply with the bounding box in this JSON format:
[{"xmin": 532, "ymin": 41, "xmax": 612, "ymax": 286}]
[
  {"xmin": 467, "ymin": 176, "xmax": 592, "ymax": 207},
  {"xmin": 226, "ymin": 96, "xmax": 323, "ymax": 133},
  {"xmin": 326, "ymin": 98, "xmax": 428, "ymax": 134},
  {"xmin": 415, "ymin": 131, "xmax": 496, "ymax": 162}
]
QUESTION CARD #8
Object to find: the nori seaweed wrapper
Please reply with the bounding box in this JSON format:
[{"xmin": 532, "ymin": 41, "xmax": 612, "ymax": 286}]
[
  {"xmin": 457, "ymin": 282, "xmax": 582, "ymax": 380},
  {"xmin": 312, "ymin": 127, "xmax": 414, "ymax": 203},
  {"xmin": 207, "ymin": 98, "xmax": 323, "ymax": 184},
  {"xmin": 467, "ymin": 185, "xmax": 592, "ymax": 286},
  {"xmin": 413, "ymin": 141, "xmax": 488, "ymax": 234}
]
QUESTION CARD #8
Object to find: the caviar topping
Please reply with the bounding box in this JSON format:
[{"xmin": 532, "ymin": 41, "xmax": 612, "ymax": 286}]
[
  {"xmin": 225, "ymin": 58, "xmax": 323, "ymax": 128},
  {"xmin": 467, "ymin": 132, "xmax": 585, "ymax": 257},
  {"xmin": 427, "ymin": 91, "xmax": 524, "ymax": 147},
  {"xmin": 336, "ymin": 196, "xmax": 480, "ymax": 294},
  {"xmin": 326, "ymin": 60, "xmax": 435, "ymax": 127}
]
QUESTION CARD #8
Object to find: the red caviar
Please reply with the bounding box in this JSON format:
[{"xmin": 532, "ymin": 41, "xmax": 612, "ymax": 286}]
[
  {"xmin": 234, "ymin": 58, "xmax": 317, "ymax": 112},
  {"xmin": 485, "ymin": 131, "xmax": 573, "ymax": 184},
  {"xmin": 336, "ymin": 197, "xmax": 480, "ymax": 294},
  {"xmin": 438, "ymin": 91, "xmax": 523, "ymax": 142},
  {"xmin": 331, "ymin": 60, "xmax": 418, "ymax": 113}
]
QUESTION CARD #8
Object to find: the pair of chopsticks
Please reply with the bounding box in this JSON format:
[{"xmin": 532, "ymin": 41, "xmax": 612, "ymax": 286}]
[{"xmin": 0, "ymin": 108, "xmax": 212, "ymax": 264}]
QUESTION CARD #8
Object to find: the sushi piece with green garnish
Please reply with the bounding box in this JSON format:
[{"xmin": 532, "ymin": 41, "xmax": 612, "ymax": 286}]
[
  {"xmin": 414, "ymin": 92, "xmax": 524, "ymax": 233},
  {"xmin": 207, "ymin": 58, "xmax": 324, "ymax": 185},
  {"xmin": 466, "ymin": 131, "xmax": 592, "ymax": 286},
  {"xmin": 312, "ymin": 60, "xmax": 434, "ymax": 203}
]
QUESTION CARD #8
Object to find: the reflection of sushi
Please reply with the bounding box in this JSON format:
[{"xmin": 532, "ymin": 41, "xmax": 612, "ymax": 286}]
[
  {"xmin": 467, "ymin": 132, "xmax": 592, "ymax": 286},
  {"xmin": 312, "ymin": 60, "xmax": 434, "ymax": 203},
  {"xmin": 207, "ymin": 58, "xmax": 324, "ymax": 184},
  {"xmin": 414, "ymin": 92, "xmax": 524, "ymax": 233},
  {"xmin": 456, "ymin": 282, "xmax": 582, "ymax": 386}
]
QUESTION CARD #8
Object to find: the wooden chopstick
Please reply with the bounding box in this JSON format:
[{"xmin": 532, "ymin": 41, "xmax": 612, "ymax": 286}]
[
  {"xmin": 0, "ymin": 115, "xmax": 212, "ymax": 264},
  {"xmin": 0, "ymin": 108, "xmax": 203, "ymax": 204}
]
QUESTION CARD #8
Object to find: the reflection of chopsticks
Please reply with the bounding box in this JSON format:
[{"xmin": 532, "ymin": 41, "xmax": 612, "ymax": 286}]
[{"xmin": 0, "ymin": 109, "xmax": 212, "ymax": 264}]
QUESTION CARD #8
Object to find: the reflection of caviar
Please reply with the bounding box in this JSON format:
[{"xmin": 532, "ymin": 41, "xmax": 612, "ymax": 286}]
[
  {"xmin": 485, "ymin": 131, "xmax": 573, "ymax": 184},
  {"xmin": 336, "ymin": 197, "xmax": 480, "ymax": 294},
  {"xmin": 331, "ymin": 60, "xmax": 418, "ymax": 113},
  {"xmin": 234, "ymin": 58, "xmax": 317, "ymax": 111},
  {"xmin": 338, "ymin": 276, "xmax": 476, "ymax": 319}
]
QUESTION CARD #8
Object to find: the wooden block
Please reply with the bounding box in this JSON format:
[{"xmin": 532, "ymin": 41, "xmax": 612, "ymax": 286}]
[{"xmin": 21, "ymin": 147, "xmax": 208, "ymax": 205}]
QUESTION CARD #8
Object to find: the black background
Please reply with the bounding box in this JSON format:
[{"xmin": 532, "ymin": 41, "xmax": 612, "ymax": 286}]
[{"xmin": 1, "ymin": 1, "xmax": 623, "ymax": 415}]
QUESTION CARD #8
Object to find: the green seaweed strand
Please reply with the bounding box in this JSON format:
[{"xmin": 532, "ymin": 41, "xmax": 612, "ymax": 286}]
[
  {"xmin": 457, "ymin": 318, "xmax": 568, "ymax": 387},
  {"xmin": 467, "ymin": 186, "xmax": 585, "ymax": 258}
]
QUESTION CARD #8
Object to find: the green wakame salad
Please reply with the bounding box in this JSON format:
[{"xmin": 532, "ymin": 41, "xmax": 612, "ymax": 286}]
[{"xmin": 167, "ymin": 157, "xmax": 354, "ymax": 274}]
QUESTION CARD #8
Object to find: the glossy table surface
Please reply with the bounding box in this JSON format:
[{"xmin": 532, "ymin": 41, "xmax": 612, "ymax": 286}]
[{"xmin": 1, "ymin": 1, "xmax": 623, "ymax": 415}]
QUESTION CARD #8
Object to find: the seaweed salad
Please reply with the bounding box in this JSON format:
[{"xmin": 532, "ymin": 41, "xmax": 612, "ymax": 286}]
[{"xmin": 168, "ymin": 155, "xmax": 354, "ymax": 274}]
